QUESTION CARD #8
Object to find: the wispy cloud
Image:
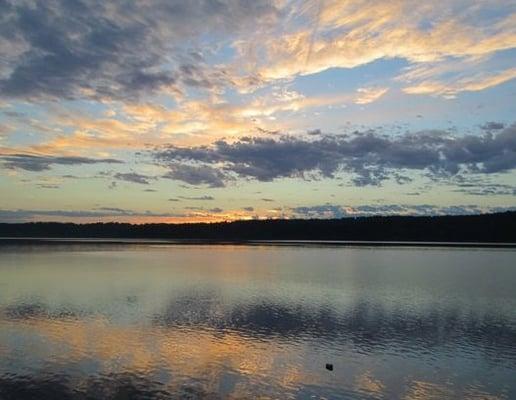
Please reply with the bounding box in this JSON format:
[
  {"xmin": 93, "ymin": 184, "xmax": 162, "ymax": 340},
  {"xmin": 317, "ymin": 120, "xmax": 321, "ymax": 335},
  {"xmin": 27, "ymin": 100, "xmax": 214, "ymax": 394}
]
[
  {"xmin": 354, "ymin": 87, "xmax": 389, "ymax": 104},
  {"xmin": 242, "ymin": 0, "xmax": 516, "ymax": 91},
  {"xmin": 0, "ymin": 153, "xmax": 122, "ymax": 171},
  {"xmin": 402, "ymin": 68, "xmax": 516, "ymax": 98},
  {"xmin": 0, "ymin": 208, "xmax": 179, "ymax": 222},
  {"xmin": 179, "ymin": 195, "xmax": 215, "ymax": 201}
]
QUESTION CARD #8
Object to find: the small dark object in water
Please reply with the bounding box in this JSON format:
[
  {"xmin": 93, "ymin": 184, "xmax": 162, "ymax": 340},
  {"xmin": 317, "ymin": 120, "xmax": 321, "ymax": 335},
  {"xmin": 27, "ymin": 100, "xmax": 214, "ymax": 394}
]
[{"xmin": 325, "ymin": 363, "xmax": 333, "ymax": 371}]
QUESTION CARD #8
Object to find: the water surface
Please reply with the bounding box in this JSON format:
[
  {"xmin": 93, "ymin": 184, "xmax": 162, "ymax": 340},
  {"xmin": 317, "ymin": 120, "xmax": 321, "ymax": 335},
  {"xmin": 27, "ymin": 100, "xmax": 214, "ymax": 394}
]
[{"xmin": 0, "ymin": 244, "xmax": 515, "ymax": 399}]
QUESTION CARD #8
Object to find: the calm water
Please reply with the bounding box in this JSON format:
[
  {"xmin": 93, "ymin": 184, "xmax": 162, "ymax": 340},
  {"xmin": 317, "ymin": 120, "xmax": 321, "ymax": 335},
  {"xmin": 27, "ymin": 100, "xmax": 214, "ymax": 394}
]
[{"xmin": 0, "ymin": 244, "xmax": 515, "ymax": 399}]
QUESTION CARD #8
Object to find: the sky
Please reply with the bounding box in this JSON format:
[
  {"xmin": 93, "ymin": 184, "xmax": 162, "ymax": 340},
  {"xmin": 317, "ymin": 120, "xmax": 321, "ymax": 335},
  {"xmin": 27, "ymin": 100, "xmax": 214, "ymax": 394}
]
[{"xmin": 0, "ymin": 0, "xmax": 515, "ymax": 223}]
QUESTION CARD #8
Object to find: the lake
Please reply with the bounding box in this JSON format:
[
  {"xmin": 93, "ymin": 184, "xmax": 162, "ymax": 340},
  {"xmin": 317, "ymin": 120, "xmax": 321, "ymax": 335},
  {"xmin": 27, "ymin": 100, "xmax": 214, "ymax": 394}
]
[{"xmin": 0, "ymin": 243, "xmax": 515, "ymax": 399}]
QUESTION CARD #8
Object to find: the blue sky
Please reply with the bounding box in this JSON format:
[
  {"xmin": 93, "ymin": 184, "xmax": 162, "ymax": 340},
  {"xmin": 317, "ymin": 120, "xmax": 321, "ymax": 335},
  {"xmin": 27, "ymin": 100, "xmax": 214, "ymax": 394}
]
[{"xmin": 0, "ymin": 0, "xmax": 515, "ymax": 222}]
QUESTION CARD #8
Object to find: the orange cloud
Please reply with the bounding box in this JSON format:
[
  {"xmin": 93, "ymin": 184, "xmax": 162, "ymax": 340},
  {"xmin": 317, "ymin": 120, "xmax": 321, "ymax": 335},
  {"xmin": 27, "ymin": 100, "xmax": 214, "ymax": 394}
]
[
  {"xmin": 354, "ymin": 87, "xmax": 389, "ymax": 104},
  {"xmin": 235, "ymin": 0, "xmax": 516, "ymax": 94},
  {"xmin": 402, "ymin": 67, "xmax": 516, "ymax": 98}
]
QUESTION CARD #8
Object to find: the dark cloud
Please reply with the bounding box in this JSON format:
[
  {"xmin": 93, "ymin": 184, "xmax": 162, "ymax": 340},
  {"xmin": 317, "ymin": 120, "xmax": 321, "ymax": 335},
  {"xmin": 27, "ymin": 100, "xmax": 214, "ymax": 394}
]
[
  {"xmin": 0, "ymin": 153, "xmax": 122, "ymax": 171},
  {"xmin": 94, "ymin": 207, "xmax": 132, "ymax": 213},
  {"xmin": 154, "ymin": 123, "xmax": 516, "ymax": 186},
  {"xmin": 243, "ymin": 206, "xmax": 254, "ymax": 211},
  {"xmin": 168, "ymin": 198, "xmax": 180, "ymax": 202},
  {"xmin": 261, "ymin": 198, "xmax": 274, "ymax": 202},
  {"xmin": 0, "ymin": 0, "xmax": 279, "ymax": 101},
  {"xmin": 453, "ymin": 183, "xmax": 516, "ymax": 196},
  {"xmin": 292, "ymin": 204, "xmax": 349, "ymax": 218},
  {"xmin": 179, "ymin": 195, "xmax": 214, "ymax": 201},
  {"xmin": 290, "ymin": 204, "xmax": 515, "ymax": 218},
  {"xmin": 162, "ymin": 164, "xmax": 226, "ymax": 187},
  {"xmin": 481, "ymin": 122, "xmax": 505, "ymax": 131},
  {"xmin": 256, "ymin": 127, "xmax": 281, "ymax": 135},
  {"xmin": 36, "ymin": 184, "xmax": 60, "ymax": 189},
  {"xmin": 113, "ymin": 172, "xmax": 153, "ymax": 185},
  {"xmin": 209, "ymin": 207, "xmax": 223, "ymax": 213}
]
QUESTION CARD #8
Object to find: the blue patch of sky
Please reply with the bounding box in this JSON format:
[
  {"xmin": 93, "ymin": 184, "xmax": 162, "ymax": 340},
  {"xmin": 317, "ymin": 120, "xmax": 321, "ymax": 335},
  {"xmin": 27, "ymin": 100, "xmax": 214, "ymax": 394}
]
[
  {"xmin": 197, "ymin": 36, "xmax": 236, "ymax": 64},
  {"xmin": 487, "ymin": 48, "xmax": 516, "ymax": 68},
  {"xmin": 473, "ymin": 4, "xmax": 515, "ymax": 23},
  {"xmin": 290, "ymin": 58, "xmax": 409, "ymax": 96}
]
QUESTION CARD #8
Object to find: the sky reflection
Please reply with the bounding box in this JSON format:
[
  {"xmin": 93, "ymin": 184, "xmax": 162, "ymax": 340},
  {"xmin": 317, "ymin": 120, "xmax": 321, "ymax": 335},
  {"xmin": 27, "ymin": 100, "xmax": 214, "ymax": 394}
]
[{"xmin": 1, "ymin": 245, "xmax": 515, "ymax": 399}]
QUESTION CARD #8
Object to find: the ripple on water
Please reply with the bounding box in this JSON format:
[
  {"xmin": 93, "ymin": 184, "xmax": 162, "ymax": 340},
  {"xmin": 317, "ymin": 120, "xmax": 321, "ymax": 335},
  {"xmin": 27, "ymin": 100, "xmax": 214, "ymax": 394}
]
[{"xmin": 0, "ymin": 245, "xmax": 515, "ymax": 399}]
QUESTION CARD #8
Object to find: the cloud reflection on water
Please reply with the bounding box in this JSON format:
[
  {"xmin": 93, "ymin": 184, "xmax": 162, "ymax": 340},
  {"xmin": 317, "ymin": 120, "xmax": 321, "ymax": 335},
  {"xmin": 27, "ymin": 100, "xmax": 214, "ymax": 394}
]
[{"xmin": 0, "ymin": 246, "xmax": 515, "ymax": 399}]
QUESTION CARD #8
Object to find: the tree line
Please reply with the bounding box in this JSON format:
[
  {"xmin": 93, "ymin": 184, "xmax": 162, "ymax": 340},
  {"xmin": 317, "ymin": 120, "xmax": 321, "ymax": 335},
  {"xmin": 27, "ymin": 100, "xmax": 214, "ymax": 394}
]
[{"xmin": 1, "ymin": 211, "xmax": 515, "ymax": 243}]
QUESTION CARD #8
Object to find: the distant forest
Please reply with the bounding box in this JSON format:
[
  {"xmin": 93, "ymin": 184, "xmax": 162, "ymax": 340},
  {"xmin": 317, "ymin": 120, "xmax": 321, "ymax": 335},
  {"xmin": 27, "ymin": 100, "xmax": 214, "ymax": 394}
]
[{"xmin": 1, "ymin": 212, "xmax": 515, "ymax": 243}]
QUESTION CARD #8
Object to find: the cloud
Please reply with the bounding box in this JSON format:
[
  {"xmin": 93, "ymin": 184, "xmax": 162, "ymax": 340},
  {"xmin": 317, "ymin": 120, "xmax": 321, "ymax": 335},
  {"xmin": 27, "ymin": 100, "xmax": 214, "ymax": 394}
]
[
  {"xmin": 240, "ymin": 0, "xmax": 516, "ymax": 93},
  {"xmin": 291, "ymin": 204, "xmax": 349, "ymax": 218},
  {"xmin": 243, "ymin": 206, "xmax": 255, "ymax": 211},
  {"xmin": 162, "ymin": 164, "xmax": 226, "ymax": 188},
  {"xmin": 154, "ymin": 123, "xmax": 516, "ymax": 186},
  {"xmin": 481, "ymin": 122, "xmax": 506, "ymax": 131},
  {"xmin": 0, "ymin": 153, "xmax": 123, "ymax": 171},
  {"xmin": 94, "ymin": 207, "xmax": 133, "ymax": 213},
  {"xmin": 179, "ymin": 195, "xmax": 214, "ymax": 201},
  {"xmin": 0, "ymin": 0, "xmax": 280, "ymax": 101},
  {"xmin": 290, "ymin": 204, "xmax": 516, "ymax": 218},
  {"xmin": 402, "ymin": 68, "xmax": 516, "ymax": 98},
  {"xmin": 3, "ymin": 0, "xmax": 512, "ymax": 105},
  {"xmin": 354, "ymin": 87, "xmax": 389, "ymax": 105},
  {"xmin": 113, "ymin": 172, "xmax": 154, "ymax": 185},
  {"xmin": 0, "ymin": 208, "xmax": 180, "ymax": 222},
  {"xmin": 36, "ymin": 184, "xmax": 60, "ymax": 189},
  {"xmin": 453, "ymin": 182, "xmax": 516, "ymax": 196}
]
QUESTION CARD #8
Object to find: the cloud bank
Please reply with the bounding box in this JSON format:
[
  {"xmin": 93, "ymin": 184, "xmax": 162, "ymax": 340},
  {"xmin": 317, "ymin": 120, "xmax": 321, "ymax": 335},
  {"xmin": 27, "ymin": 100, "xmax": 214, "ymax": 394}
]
[
  {"xmin": 154, "ymin": 123, "xmax": 516, "ymax": 187},
  {"xmin": 290, "ymin": 204, "xmax": 516, "ymax": 219},
  {"xmin": 0, "ymin": 0, "xmax": 279, "ymax": 101},
  {"xmin": 0, "ymin": 153, "xmax": 122, "ymax": 171}
]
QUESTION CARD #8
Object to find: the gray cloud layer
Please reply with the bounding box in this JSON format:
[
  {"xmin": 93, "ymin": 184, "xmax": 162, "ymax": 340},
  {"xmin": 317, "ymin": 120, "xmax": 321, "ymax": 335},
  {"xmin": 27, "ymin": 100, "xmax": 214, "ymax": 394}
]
[
  {"xmin": 0, "ymin": 208, "xmax": 182, "ymax": 222},
  {"xmin": 179, "ymin": 195, "xmax": 214, "ymax": 201},
  {"xmin": 290, "ymin": 204, "xmax": 516, "ymax": 219},
  {"xmin": 0, "ymin": 0, "xmax": 279, "ymax": 101},
  {"xmin": 2, "ymin": 204, "xmax": 514, "ymax": 223},
  {"xmin": 113, "ymin": 172, "xmax": 153, "ymax": 185},
  {"xmin": 162, "ymin": 164, "xmax": 227, "ymax": 188},
  {"xmin": 154, "ymin": 123, "xmax": 516, "ymax": 186},
  {"xmin": 0, "ymin": 154, "xmax": 122, "ymax": 171}
]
